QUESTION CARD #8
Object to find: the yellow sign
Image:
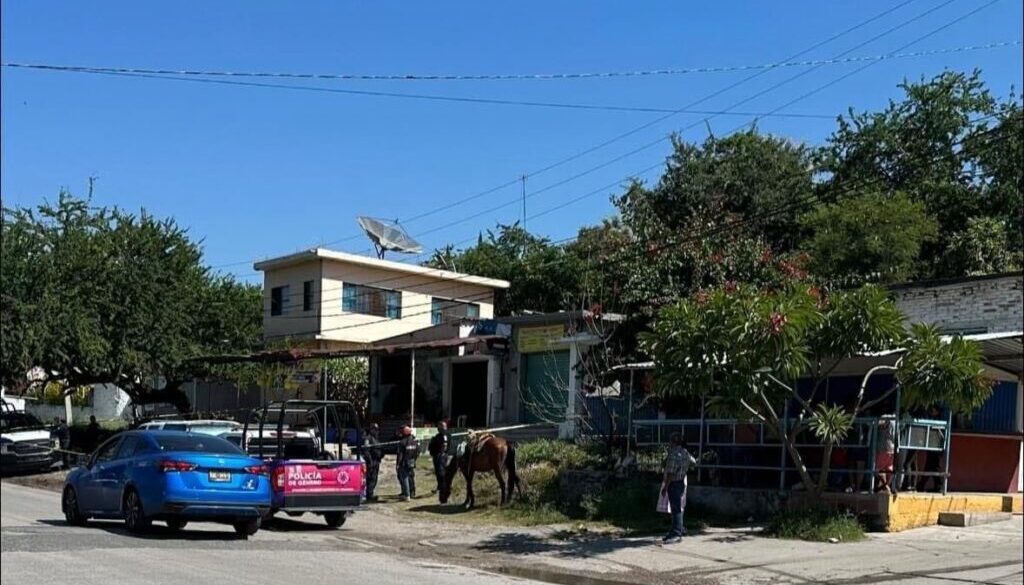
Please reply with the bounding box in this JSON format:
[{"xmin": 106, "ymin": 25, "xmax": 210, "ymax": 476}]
[{"xmin": 517, "ymin": 324, "xmax": 565, "ymax": 353}]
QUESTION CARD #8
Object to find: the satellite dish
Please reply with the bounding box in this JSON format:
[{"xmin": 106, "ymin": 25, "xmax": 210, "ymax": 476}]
[{"xmin": 357, "ymin": 217, "xmax": 423, "ymax": 259}]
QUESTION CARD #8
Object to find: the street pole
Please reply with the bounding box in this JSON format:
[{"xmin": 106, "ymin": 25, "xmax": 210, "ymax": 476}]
[
  {"xmin": 410, "ymin": 350, "xmax": 416, "ymax": 429},
  {"xmin": 626, "ymin": 369, "xmax": 635, "ymax": 457}
]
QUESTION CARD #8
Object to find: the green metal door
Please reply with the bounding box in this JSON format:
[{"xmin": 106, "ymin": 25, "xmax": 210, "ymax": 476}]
[{"xmin": 520, "ymin": 351, "xmax": 570, "ymax": 424}]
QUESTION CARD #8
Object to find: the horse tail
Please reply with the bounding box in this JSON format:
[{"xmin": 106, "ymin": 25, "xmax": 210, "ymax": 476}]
[{"xmin": 504, "ymin": 440, "xmax": 524, "ymax": 498}]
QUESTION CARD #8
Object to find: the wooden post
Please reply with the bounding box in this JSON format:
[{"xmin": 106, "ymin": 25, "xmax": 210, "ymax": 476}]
[
  {"xmin": 410, "ymin": 350, "xmax": 416, "ymax": 428},
  {"xmin": 626, "ymin": 369, "xmax": 635, "ymax": 456}
]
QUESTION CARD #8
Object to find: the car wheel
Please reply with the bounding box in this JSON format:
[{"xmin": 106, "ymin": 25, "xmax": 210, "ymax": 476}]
[
  {"xmin": 123, "ymin": 489, "xmax": 151, "ymax": 533},
  {"xmin": 233, "ymin": 518, "xmax": 260, "ymax": 538},
  {"xmin": 166, "ymin": 519, "xmax": 188, "ymax": 531},
  {"xmin": 62, "ymin": 487, "xmax": 87, "ymax": 526},
  {"xmin": 324, "ymin": 511, "xmax": 347, "ymax": 528}
]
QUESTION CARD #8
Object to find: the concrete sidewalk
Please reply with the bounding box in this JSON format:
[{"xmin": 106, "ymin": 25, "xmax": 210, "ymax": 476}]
[{"xmin": 426, "ymin": 516, "xmax": 1024, "ymax": 584}]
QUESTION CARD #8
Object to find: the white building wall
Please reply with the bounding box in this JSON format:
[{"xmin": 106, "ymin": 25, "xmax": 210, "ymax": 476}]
[{"xmin": 892, "ymin": 273, "xmax": 1023, "ymax": 333}]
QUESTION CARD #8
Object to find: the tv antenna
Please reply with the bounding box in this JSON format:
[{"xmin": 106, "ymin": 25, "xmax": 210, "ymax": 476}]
[{"xmin": 357, "ymin": 217, "xmax": 424, "ymax": 259}]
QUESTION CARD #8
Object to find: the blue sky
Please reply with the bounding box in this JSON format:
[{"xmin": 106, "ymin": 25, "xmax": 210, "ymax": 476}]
[{"xmin": 2, "ymin": 1, "xmax": 1021, "ymax": 282}]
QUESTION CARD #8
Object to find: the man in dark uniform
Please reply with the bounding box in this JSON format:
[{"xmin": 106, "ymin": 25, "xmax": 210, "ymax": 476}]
[
  {"xmin": 396, "ymin": 426, "xmax": 420, "ymax": 501},
  {"xmin": 427, "ymin": 420, "xmax": 450, "ymax": 494},
  {"xmin": 53, "ymin": 417, "xmax": 71, "ymax": 469},
  {"xmin": 361, "ymin": 423, "xmax": 383, "ymax": 501}
]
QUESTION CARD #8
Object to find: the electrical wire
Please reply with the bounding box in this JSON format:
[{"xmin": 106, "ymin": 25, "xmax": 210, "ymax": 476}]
[
  {"xmin": 5, "ymin": 42, "xmax": 1014, "ymax": 81},
  {"xmin": 209, "ymin": 0, "xmax": 932, "ymax": 268},
  {"xmin": 261, "ymin": 121, "xmax": 1012, "ymax": 337}
]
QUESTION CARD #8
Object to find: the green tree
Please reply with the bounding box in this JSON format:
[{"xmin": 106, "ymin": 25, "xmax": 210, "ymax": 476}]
[
  {"xmin": 426, "ymin": 223, "xmax": 583, "ymax": 314},
  {"xmin": 1, "ymin": 192, "xmax": 262, "ymax": 410},
  {"xmin": 941, "ymin": 217, "xmax": 1022, "ymax": 277},
  {"xmin": 642, "ymin": 284, "xmax": 991, "ymax": 497},
  {"xmin": 636, "ymin": 130, "xmax": 815, "ymax": 252},
  {"xmin": 817, "ymin": 70, "xmax": 1022, "ymax": 276},
  {"xmin": 801, "ymin": 191, "xmax": 938, "ymax": 285}
]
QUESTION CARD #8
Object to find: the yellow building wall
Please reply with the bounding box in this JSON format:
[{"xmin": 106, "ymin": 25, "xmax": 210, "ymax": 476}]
[
  {"xmin": 883, "ymin": 492, "xmax": 1023, "ymax": 532},
  {"xmin": 261, "ymin": 258, "xmax": 496, "ymax": 345}
]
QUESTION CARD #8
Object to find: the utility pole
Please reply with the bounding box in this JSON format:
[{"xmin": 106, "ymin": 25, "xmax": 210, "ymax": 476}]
[{"xmin": 521, "ymin": 174, "xmax": 528, "ymax": 259}]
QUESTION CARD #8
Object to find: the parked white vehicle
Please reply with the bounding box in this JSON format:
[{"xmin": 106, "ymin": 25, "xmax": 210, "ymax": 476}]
[
  {"xmin": 136, "ymin": 419, "xmax": 242, "ymax": 436},
  {"xmin": 1, "ymin": 402, "xmax": 60, "ymax": 474}
]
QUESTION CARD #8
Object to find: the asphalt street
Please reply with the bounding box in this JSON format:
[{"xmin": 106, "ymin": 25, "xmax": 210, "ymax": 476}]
[{"xmin": 0, "ymin": 482, "xmax": 540, "ymax": 585}]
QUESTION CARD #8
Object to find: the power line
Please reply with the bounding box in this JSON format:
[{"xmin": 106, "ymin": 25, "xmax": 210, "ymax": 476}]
[
  {"xmin": 344, "ymin": 0, "xmax": 976, "ymax": 257},
  {"xmin": 231, "ymin": 0, "xmax": 993, "ymax": 279},
  {"xmin": 262, "ymin": 121, "xmax": 1011, "ymax": 335},
  {"xmin": 4, "ymin": 42, "xmax": 1014, "ymax": 81},
  {"xmin": 4, "ymin": 65, "xmax": 859, "ymax": 119},
  {"xmin": 206, "ymin": 0, "xmax": 931, "ymax": 268}
]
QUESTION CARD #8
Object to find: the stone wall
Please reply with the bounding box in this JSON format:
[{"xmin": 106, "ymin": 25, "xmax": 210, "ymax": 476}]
[{"xmin": 891, "ymin": 273, "xmax": 1023, "ymax": 334}]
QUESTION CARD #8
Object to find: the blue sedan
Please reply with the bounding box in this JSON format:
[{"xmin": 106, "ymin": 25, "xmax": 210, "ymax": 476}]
[{"xmin": 62, "ymin": 430, "xmax": 271, "ymax": 537}]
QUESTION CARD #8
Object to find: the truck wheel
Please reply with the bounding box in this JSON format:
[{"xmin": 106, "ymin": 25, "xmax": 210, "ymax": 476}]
[
  {"xmin": 233, "ymin": 518, "xmax": 260, "ymax": 538},
  {"xmin": 324, "ymin": 511, "xmax": 347, "ymax": 528},
  {"xmin": 63, "ymin": 487, "xmax": 88, "ymax": 526}
]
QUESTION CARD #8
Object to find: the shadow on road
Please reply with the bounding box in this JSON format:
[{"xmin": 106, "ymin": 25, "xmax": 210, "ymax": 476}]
[
  {"xmin": 473, "ymin": 531, "xmax": 655, "ymax": 558},
  {"xmin": 38, "ymin": 518, "xmax": 246, "ymax": 540}
]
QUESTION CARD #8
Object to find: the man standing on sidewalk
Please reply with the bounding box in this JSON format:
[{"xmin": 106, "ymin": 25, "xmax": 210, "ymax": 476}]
[
  {"xmin": 427, "ymin": 420, "xmax": 450, "ymax": 494},
  {"xmin": 661, "ymin": 432, "xmax": 697, "ymax": 544},
  {"xmin": 396, "ymin": 426, "xmax": 420, "ymax": 501}
]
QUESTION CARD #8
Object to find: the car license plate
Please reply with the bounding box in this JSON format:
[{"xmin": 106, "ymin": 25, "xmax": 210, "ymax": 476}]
[{"xmin": 209, "ymin": 471, "xmax": 231, "ymax": 482}]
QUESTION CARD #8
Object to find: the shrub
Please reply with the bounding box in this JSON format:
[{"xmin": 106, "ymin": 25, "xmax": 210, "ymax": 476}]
[
  {"xmin": 517, "ymin": 439, "xmax": 603, "ymax": 470},
  {"xmin": 764, "ymin": 508, "xmax": 866, "ymax": 542}
]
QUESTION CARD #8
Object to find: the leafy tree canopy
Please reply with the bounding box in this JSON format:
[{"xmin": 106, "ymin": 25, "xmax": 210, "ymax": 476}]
[
  {"xmin": 642, "ymin": 283, "xmax": 991, "ymax": 494},
  {"xmin": 801, "ymin": 191, "xmax": 938, "ymax": 286},
  {"xmin": 1, "ymin": 192, "xmax": 262, "ymax": 408},
  {"xmin": 818, "ymin": 70, "xmax": 1023, "ymax": 276}
]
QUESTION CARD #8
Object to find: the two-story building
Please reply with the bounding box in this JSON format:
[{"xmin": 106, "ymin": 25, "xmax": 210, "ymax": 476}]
[{"xmin": 254, "ymin": 248, "xmax": 510, "ymax": 350}]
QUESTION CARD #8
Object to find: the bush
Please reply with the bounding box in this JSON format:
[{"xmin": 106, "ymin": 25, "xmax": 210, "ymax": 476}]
[
  {"xmin": 764, "ymin": 508, "xmax": 866, "ymax": 542},
  {"xmin": 517, "ymin": 439, "xmax": 603, "ymax": 470}
]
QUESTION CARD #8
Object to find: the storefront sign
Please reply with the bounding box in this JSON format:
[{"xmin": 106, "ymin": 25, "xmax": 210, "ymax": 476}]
[{"xmin": 517, "ymin": 324, "xmax": 565, "ymax": 353}]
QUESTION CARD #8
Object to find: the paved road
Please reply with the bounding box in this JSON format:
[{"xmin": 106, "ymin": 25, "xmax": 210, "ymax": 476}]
[{"xmin": 0, "ymin": 482, "xmax": 538, "ymax": 585}]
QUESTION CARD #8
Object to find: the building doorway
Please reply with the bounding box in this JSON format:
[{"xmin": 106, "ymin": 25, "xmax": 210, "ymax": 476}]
[{"xmin": 450, "ymin": 361, "xmax": 488, "ymax": 428}]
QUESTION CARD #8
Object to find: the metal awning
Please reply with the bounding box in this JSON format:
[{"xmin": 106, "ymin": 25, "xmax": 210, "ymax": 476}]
[
  {"xmin": 976, "ymin": 332, "xmax": 1023, "ymax": 377},
  {"xmin": 194, "ymin": 335, "xmax": 507, "ymax": 365}
]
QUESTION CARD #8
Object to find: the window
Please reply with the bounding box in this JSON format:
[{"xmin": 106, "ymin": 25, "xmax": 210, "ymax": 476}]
[
  {"xmin": 342, "ymin": 283, "xmax": 401, "ymax": 319},
  {"xmin": 91, "ymin": 437, "xmax": 122, "ymax": 465},
  {"xmin": 115, "ymin": 436, "xmax": 143, "ymax": 459},
  {"xmin": 303, "ymin": 280, "xmax": 315, "ymax": 312},
  {"xmin": 154, "ymin": 434, "xmax": 243, "ymax": 455},
  {"xmin": 431, "ymin": 298, "xmax": 480, "ymax": 325},
  {"xmin": 271, "ymin": 285, "xmax": 290, "ymax": 316}
]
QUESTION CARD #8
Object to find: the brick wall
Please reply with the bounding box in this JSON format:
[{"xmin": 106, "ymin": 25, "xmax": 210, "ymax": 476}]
[{"xmin": 891, "ymin": 273, "xmax": 1023, "ymax": 334}]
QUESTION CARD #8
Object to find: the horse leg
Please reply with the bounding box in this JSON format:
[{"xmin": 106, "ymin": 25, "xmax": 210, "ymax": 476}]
[
  {"xmin": 464, "ymin": 470, "xmax": 475, "ymax": 509},
  {"xmin": 494, "ymin": 468, "xmax": 507, "ymax": 506}
]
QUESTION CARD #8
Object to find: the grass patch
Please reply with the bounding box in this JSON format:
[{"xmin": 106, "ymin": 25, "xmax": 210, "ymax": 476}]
[
  {"xmin": 397, "ymin": 440, "xmax": 704, "ymax": 534},
  {"xmin": 764, "ymin": 508, "xmax": 866, "ymax": 542}
]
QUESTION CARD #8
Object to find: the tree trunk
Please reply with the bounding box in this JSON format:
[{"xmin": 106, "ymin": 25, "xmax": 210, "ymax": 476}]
[
  {"xmin": 783, "ymin": 431, "xmax": 820, "ymax": 498},
  {"xmin": 817, "ymin": 442, "xmax": 835, "ymax": 494}
]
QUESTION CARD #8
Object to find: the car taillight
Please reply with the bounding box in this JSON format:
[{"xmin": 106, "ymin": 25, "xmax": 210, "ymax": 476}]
[
  {"xmin": 159, "ymin": 460, "xmax": 197, "ymax": 472},
  {"xmin": 245, "ymin": 465, "xmax": 269, "ymax": 476},
  {"xmin": 272, "ymin": 467, "xmax": 286, "ymax": 491}
]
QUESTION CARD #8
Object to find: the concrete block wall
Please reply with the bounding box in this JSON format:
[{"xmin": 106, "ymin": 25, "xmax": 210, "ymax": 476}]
[{"xmin": 892, "ymin": 273, "xmax": 1023, "ymax": 334}]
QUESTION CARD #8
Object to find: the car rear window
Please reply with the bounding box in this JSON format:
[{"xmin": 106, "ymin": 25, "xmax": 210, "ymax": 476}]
[{"xmin": 154, "ymin": 434, "xmax": 243, "ymax": 454}]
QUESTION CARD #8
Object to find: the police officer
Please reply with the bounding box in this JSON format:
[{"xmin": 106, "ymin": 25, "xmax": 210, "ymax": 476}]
[
  {"xmin": 53, "ymin": 417, "xmax": 71, "ymax": 469},
  {"xmin": 361, "ymin": 424, "xmax": 383, "ymax": 501},
  {"xmin": 427, "ymin": 420, "xmax": 450, "ymax": 494},
  {"xmin": 396, "ymin": 426, "xmax": 420, "ymax": 501}
]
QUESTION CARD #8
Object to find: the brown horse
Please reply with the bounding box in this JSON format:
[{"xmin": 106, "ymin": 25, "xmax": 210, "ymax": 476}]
[{"xmin": 438, "ymin": 434, "xmax": 523, "ymax": 509}]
